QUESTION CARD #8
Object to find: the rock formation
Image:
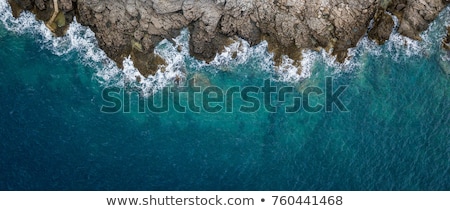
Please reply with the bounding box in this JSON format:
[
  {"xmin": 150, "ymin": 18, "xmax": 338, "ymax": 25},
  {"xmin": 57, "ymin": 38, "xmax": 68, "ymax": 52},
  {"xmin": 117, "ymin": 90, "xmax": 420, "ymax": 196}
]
[
  {"xmin": 443, "ymin": 26, "xmax": 450, "ymax": 50},
  {"xmin": 441, "ymin": 26, "xmax": 450, "ymax": 74},
  {"xmin": 7, "ymin": 0, "xmax": 450, "ymax": 76}
]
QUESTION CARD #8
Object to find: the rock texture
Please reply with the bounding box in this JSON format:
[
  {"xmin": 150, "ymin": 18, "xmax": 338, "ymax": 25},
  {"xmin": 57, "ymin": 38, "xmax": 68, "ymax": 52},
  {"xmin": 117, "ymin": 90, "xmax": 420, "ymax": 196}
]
[
  {"xmin": 8, "ymin": 0, "xmax": 450, "ymax": 76},
  {"xmin": 441, "ymin": 26, "xmax": 450, "ymax": 74},
  {"xmin": 443, "ymin": 27, "xmax": 450, "ymax": 50}
]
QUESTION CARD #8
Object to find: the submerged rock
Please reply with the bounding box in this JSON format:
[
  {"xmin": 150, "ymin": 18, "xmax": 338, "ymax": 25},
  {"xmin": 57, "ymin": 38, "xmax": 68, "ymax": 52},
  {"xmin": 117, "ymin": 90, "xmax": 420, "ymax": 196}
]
[{"xmin": 55, "ymin": 12, "xmax": 66, "ymax": 27}]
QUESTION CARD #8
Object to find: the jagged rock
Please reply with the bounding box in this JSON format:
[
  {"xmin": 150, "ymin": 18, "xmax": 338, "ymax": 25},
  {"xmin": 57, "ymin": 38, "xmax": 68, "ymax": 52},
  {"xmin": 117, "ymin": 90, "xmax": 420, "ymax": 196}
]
[
  {"xmin": 369, "ymin": 11, "xmax": 395, "ymax": 45},
  {"xmin": 8, "ymin": 0, "xmax": 450, "ymax": 76},
  {"xmin": 58, "ymin": 0, "xmax": 73, "ymax": 12},
  {"xmin": 152, "ymin": 0, "xmax": 183, "ymax": 14},
  {"xmin": 443, "ymin": 27, "xmax": 450, "ymax": 50},
  {"xmin": 388, "ymin": 0, "xmax": 447, "ymax": 40},
  {"xmin": 16, "ymin": 0, "xmax": 32, "ymax": 10},
  {"xmin": 35, "ymin": 0, "xmax": 45, "ymax": 10},
  {"xmin": 439, "ymin": 27, "xmax": 450, "ymax": 75}
]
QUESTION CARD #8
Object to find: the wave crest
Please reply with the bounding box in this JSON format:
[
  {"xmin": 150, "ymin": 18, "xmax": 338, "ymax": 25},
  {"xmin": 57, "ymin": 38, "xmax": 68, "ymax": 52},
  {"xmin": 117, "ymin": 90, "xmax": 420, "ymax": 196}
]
[{"xmin": 1, "ymin": 0, "xmax": 449, "ymax": 92}]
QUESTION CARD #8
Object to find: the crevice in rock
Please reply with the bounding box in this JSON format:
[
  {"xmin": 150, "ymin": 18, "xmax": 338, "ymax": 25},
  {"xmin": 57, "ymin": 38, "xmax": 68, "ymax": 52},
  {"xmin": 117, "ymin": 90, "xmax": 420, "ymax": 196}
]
[{"xmin": 7, "ymin": 0, "xmax": 450, "ymax": 77}]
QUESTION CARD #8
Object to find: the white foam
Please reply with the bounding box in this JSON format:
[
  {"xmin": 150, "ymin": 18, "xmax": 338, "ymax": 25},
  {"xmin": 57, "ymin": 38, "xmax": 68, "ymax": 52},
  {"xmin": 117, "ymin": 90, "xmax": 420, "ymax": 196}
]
[
  {"xmin": 439, "ymin": 6, "xmax": 450, "ymax": 62},
  {"xmin": 206, "ymin": 38, "xmax": 310, "ymax": 82},
  {"xmin": 274, "ymin": 55, "xmax": 307, "ymax": 82},
  {"xmin": 1, "ymin": 0, "xmax": 449, "ymax": 89},
  {"xmin": 384, "ymin": 9, "xmax": 450, "ymax": 62},
  {"xmin": 0, "ymin": 2, "xmax": 46, "ymax": 39},
  {"xmin": 209, "ymin": 40, "xmax": 245, "ymax": 67},
  {"xmin": 0, "ymin": 0, "xmax": 188, "ymax": 95},
  {"xmin": 297, "ymin": 8, "xmax": 450, "ymax": 77},
  {"xmin": 297, "ymin": 45, "xmax": 364, "ymax": 79},
  {"xmin": 388, "ymin": 34, "xmax": 424, "ymax": 61},
  {"xmin": 207, "ymin": 38, "xmax": 273, "ymax": 74}
]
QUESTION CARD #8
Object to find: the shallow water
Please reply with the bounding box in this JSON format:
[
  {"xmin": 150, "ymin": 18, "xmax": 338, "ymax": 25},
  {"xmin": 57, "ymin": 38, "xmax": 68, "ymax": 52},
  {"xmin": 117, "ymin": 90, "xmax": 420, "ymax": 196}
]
[{"xmin": 0, "ymin": 1, "xmax": 449, "ymax": 190}]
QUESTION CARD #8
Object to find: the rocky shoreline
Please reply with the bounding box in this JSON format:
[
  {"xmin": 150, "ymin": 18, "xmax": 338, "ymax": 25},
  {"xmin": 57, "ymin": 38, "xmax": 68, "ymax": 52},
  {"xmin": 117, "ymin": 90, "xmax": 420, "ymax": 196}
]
[
  {"xmin": 8, "ymin": 0, "xmax": 450, "ymax": 77},
  {"xmin": 443, "ymin": 27, "xmax": 450, "ymax": 50}
]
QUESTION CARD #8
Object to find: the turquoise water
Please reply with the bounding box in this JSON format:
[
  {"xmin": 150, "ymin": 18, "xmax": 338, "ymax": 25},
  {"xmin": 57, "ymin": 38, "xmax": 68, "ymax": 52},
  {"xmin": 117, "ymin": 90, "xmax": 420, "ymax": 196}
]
[{"xmin": 0, "ymin": 2, "xmax": 449, "ymax": 190}]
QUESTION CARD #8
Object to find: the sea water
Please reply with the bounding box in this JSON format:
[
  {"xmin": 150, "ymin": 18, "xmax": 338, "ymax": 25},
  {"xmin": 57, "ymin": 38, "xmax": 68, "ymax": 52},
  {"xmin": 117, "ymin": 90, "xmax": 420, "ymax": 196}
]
[{"xmin": 0, "ymin": 1, "xmax": 449, "ymax": 190}]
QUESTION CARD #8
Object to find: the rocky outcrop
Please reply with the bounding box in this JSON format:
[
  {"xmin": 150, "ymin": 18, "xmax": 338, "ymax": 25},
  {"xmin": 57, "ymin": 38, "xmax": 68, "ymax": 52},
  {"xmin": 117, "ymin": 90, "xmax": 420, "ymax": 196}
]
[
  {"xmin": 386, "ymin": 0, "xmax": 448, "ymax": 40},
  {"xmin": 8, "ymin": 0, "xmax": 450, "ymax": 76},
  {"xmin": 443, "ymin": 27, "xmax": 450, "ymax": 50},
  {"xmin": 368, "ymin": 9, "xmax": 395, "ymax": 45},
  {"xmin": 441, "ymin": 27, "xmax": 450, "ymax": 74},
  {"xmin": 9, "ymin": 0, "xmax": 76, "ymax": 36}
]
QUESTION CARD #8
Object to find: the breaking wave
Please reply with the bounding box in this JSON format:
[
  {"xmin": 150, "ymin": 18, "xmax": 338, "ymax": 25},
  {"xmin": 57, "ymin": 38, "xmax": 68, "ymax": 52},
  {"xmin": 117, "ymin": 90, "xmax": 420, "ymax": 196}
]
[{"xmin": 0, "ymin": 0, "xmax": 449, "ymax": 94}]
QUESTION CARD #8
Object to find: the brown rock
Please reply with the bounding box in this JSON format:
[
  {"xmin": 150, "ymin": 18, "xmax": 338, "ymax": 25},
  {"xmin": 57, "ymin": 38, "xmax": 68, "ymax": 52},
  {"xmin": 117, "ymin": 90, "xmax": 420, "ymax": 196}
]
[
  {"xmin": 443, "ymin": 27, "xmax": 450, "ymax": 50},
  {"xmin": 8, "ymin": 0, "xmax": 450, "ymax": 77},
  {"xmin": 152, "ymin": 0, "xmax": 183, "ymax": 14},
  {"xmin": 58, "ymin": 0, "xmax": 73, "ymax": 12},
  {"xmin": 35, "ymin": 0, "xmax": 45, "ymax": 10},
  {"xmin": 368, "ymin": 10, "xmax": 395, "ymax": 45},
  {"xmin": 389, "ymin": 0, "xmax": 447, "ymax": 40}
]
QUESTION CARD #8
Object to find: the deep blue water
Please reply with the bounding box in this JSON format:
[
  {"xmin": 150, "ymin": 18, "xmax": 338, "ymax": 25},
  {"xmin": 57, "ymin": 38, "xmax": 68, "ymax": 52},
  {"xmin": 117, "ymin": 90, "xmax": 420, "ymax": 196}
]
[{"xmin": 0, "ymin": 3, "xmax": 449, "ymax": 190}]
